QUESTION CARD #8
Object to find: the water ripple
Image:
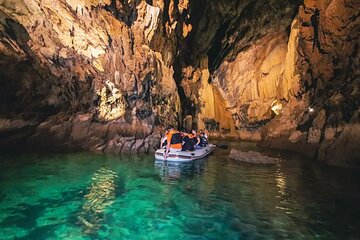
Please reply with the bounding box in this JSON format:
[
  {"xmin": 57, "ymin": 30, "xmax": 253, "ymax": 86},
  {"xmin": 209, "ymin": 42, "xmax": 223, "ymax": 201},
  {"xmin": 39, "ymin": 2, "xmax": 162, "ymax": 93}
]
[{"xmin": 0, "ymin": 149, "xmax": 359, "ymax": 239}]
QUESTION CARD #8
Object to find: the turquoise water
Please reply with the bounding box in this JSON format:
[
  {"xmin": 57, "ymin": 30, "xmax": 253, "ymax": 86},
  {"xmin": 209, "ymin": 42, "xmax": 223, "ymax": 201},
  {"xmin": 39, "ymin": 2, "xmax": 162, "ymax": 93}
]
[{"xmin": 0, "ymin": 142, "xmax": 359, "ymax": 239}]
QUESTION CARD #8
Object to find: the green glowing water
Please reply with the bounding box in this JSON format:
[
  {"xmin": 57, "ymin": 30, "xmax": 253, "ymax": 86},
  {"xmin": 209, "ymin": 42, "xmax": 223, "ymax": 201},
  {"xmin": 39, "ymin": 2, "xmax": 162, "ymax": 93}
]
[{"xmin": 0, "ymin": 142, "xmax": 359, "ymax": 239}]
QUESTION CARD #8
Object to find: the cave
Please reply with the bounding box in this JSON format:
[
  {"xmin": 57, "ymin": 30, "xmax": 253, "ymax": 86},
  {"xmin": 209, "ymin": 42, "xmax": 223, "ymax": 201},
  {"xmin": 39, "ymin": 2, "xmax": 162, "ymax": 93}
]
[
  {"xmin": 0, "ymin": 0, "xmax": 360, "ymax": 239},
  {"xmin": 1, "ymin": 0, "xmax": 359, "ymax": 167},
  {"xmin": 0, "ymin": 0, "xmax": 359, "ymax": 238}
]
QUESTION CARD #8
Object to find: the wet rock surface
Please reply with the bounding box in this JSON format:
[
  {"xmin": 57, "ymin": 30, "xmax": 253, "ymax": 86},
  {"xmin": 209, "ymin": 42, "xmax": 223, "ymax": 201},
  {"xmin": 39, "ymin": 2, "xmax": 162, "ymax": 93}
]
[
  {"xmin": 229, "ymin": 149, "xmax": 277, "ymax": 164},
  {"xmin": 0, "ymin": 0, "xmax": 359, "ymax": 166},
  {"xmin": 25, "ymin": 112, "xmax": 162, "ymax": 153}
]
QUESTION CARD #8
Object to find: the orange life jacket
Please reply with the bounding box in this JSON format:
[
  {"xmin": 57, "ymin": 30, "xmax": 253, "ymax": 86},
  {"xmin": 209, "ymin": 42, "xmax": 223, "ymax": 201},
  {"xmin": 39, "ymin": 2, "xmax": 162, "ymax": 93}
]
[{"xmin": 166, "ymin": 130, "xmax": 182, "ymax": 149}]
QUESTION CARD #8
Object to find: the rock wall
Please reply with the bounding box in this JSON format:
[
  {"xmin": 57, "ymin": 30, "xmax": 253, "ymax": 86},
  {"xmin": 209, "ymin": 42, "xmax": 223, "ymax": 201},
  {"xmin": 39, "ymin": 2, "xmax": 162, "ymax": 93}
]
[
  {"xmin": 295, "ymin": 0, "xmax": 360, "ymax": 167},
  {"xmin": 0, "ymin": 0, "xmax": 182, "ymax": 152},
  {"xmin": 175, "ymin": 0, "xmax": 301, "ymax": 133},
  {"xmin": 0, "ymin": 0, "xmax": 359, "ymax": 166},
  {"xmin": 169, "ymin": 0, "xmax": 359, "ymax": 167},
  {"xmin": 260, "ymin": 0, "xmax": 360, "ymax": 168},
  {"xmin": 212, "ymin": 32, "xmax": 289, "ymax": 132}
]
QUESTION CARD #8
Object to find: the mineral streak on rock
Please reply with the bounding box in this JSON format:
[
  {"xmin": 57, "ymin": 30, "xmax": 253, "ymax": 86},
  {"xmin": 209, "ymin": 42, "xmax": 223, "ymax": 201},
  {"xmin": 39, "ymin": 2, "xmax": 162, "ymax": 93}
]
[{"xmin": 0, "ymin": 0, "xmax": 359, "ymax": 167}]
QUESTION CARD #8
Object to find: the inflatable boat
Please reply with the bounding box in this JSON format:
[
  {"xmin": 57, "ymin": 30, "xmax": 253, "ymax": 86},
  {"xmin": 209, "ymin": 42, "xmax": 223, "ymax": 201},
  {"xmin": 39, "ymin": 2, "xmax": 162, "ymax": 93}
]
[{"xmin": 154, "ymin": 144, "xmax": 216, "ymax": 162}]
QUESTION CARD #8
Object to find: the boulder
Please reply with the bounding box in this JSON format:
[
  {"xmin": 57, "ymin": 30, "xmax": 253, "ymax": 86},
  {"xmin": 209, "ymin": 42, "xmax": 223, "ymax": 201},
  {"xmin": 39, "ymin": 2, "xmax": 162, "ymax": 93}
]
[{"xmin": 229, "ymin": 149, "xmax": 277, "ymax": 164}]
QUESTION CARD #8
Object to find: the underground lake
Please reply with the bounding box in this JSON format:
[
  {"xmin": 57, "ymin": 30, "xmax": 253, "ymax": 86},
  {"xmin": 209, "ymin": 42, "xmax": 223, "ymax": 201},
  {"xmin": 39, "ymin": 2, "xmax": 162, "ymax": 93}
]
[
  {"xmin": 0, "ymin": 141, "xmax": 359, "ymax": 239},
  {"xmin": 1, "ymin": 0, "xmax": 359, "ymax": 239}
]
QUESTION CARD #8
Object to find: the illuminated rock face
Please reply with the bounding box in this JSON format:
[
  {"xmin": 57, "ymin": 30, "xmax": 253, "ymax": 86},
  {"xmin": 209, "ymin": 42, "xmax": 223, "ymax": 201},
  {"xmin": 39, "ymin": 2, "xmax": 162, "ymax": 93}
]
[
  {"xmin": 0, "ymin": 0, "xmax": 180, "ymax": 119},
  {"xmin": 178, "ymin": 0, "xmax": 360, "ymax": 167},
  {"xmin": 212, "ymin": 32, "xmax": 289, "ymax": 130},
  {"xmin": 172, "ymin": 0, "xmax": 302, "ymax": 137},
  {"xmin": 260, "ymin": 0, "xmax": 360, "ymax": 167},
  {"xmin": 295, "ymin": 0, "xmax": 360, "ymax": 167},
  {"xmin": 205, "ymin": 18, "xmax": 303, "ymax": 140},
  {"xmin": 0, "ymin": 0, "xmax": 181, "ymax": 152},
  {"xmin": 0, "ymin": 0, "xmax": 359, "ymax": 166}
]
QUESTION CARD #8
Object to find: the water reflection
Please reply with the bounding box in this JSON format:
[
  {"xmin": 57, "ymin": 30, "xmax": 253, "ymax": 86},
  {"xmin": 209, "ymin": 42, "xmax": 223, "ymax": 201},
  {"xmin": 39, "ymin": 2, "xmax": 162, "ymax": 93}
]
[
  {"xmin": 274, "ymin": 162, "xmax": 291, "ymax": 213},
  {"xmin": 154, "ymin": 159, "xmax": 207, "ymax": 183},
  {"xmin": 78, "ymin": 167, "xmax": 118, "ymax": 233},
  {"xmin": 1, "ymin": 150, "xmax": 360, "ymax": 239},
  {"xmin": 275, "ymin": 163, "xmax": 287, "ymax": 197}
]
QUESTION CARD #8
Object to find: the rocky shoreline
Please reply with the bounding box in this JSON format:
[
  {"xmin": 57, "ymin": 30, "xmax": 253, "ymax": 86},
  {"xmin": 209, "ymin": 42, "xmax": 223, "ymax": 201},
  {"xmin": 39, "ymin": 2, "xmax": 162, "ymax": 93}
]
[
  {"xmin": 1, "ymin": 112, "xmax": 358, "ymax": 169},
  {"xmin": 0, "ymin": 113, "xmax": 162, "ymax": 154}
]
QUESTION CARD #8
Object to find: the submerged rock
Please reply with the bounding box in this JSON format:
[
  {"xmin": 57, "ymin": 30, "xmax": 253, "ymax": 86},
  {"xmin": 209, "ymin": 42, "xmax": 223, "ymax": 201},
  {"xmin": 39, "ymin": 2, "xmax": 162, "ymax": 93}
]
[
  {"xmin": 217, "ymin": 144, "xmax": 228, "ymax": 149},
  {"xmin": 229, "ymin": 149, "xmax": 277, "ymax": 164}
]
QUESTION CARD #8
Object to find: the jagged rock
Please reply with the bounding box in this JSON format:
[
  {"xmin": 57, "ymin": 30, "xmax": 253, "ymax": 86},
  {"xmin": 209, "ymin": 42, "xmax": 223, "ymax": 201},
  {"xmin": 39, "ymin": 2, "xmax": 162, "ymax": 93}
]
[
  {"xmin": 147, "ymin": 132, "xmax": 161, "ymax": 152},
  {"xmin": 143, "ymin": 137, "xmax": 150, "ymax": 152},
  {"xmin": 229, "ymin": 149, "xmax": 277, "ymax": 164},
  {"xmin": 138, "ymin": 145, "xmax": 146, "ymax": 153},
  {"xmin": 92, "ymin": 138, "xmax": 107, "ymax": 153},
  {"xmin": 104, "ymin": 135, "xmax": 125, "ymax": 154},
  {"xmin": 289, "ymin": 131, "xmax": 304, "ymax": 143},
  {"xmin": 131, "ymin": 139, "xmax": 144, "ymax": 153},
  {"xmin": 308, "ymin": 109, "xmax": 326, "ymax": 144},
  {"xmin": 121, "ymin": 137, "xmax": 136, "ymax": 153},
  {"xmin": 318, "ymin": 110, "xmax": 360, "ymax": 168},
  {"xmin": 104, "ymin": 140, "xmax": 115, "ymax": 153},
  {"xmin": 319, "ymin": 122, "xmax": 360, "ymax": 168},
  {"xmin": 48, "ymin": 122, "xmax": 73, "ymax": 142},
  {"xmin": 114, "ymin": 140, "xmax": 125, "ymax": 154}
]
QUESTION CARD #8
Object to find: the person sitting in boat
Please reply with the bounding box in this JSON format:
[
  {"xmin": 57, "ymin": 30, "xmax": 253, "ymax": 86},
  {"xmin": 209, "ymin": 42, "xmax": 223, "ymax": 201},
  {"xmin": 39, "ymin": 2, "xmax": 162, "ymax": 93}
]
[
  {"xmin": 199, "ymin": 130, "xmax": 208, "ymax": 147},
  {"xmin": 190, "ymin": 129, "xmax": 202, "ymax": 149},
  {"xmin": 164, "ymin": 125, "xmax": 182, "ymax": 157},
  {"xmin": 159, "ymin": 129, "xmax": 169, "ymax": 149},
  {"xmin": 200, "ymin": 129, "xmax": 208, "ymax": 140},
  {"xmin": 181, "ymin": 130, "xmax": 195, "ymax": 151}
]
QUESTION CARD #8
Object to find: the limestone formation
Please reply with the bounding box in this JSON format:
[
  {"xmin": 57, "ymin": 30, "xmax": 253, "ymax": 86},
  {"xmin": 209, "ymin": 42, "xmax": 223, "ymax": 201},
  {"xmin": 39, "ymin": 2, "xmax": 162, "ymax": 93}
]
[{"xmin": 0, "ymin": 0, "xmax": 359, "ymax": 167}]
